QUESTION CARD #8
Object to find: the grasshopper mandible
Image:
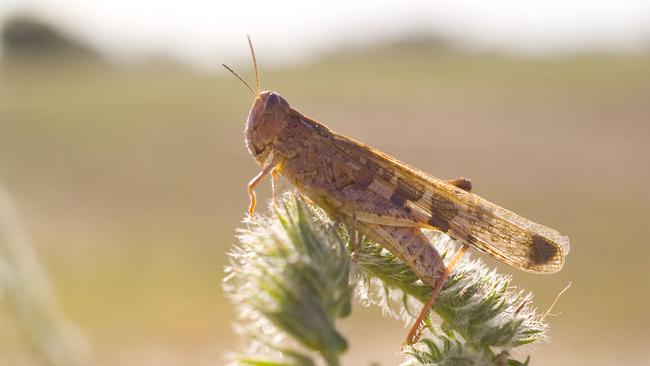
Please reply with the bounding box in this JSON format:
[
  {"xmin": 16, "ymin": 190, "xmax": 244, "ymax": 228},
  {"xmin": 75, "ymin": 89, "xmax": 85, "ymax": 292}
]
[{"xmin": 224, "ymin": 37, "xmax": 570, "ymax": 347}]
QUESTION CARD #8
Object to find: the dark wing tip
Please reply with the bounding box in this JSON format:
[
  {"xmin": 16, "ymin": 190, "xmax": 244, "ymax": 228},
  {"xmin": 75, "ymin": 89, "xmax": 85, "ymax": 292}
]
[
  {"xmin": 530, "ymin": 234, "xmax": 559, "ymax": 264},
  {"xmin": 523, "ymin": 234, "xmax": 567, "ymax": 273}
]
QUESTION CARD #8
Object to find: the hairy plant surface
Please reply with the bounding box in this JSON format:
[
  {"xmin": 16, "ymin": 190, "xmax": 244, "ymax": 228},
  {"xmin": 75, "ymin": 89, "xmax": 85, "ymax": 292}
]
[{"xmin": 224, "ymin": 194, "xmax": 548, "ymax": 366}]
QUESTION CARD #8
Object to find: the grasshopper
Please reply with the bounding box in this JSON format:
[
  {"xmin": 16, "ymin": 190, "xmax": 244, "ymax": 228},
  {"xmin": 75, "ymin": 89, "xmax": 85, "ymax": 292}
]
[{"xmin": 224, "ymin": 37, "xmax": 570, "ymax": 347}]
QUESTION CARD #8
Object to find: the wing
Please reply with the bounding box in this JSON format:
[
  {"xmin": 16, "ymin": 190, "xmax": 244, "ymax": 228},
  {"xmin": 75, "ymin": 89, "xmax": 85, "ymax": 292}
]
[{"xmin": 320, "ymin": 127, "xmax": 570, "ymax": 274}]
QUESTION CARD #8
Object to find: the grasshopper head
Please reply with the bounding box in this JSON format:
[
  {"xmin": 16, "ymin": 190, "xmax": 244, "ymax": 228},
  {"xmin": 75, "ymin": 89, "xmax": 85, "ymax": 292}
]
[{"xmin": 245, "ymin": 91, "xmax": 290, "ymax": 165}]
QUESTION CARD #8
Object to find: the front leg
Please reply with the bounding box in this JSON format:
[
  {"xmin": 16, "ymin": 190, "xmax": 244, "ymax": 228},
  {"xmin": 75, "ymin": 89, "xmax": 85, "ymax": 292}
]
[{"xmin": 247, "ymin": 161, "xmax": 279, "ymax": 216}]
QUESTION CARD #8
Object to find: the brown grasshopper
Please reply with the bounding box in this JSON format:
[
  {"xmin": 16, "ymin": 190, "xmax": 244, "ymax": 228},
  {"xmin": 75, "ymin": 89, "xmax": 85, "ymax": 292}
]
[{"xmin": 224, "ymin": 37, "xmax": 570, "ymax": 347}]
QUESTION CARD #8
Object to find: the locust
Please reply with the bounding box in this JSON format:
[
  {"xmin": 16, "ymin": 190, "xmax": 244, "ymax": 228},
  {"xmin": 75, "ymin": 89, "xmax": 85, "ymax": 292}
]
[{"xmin": 224, "ymin": 37, "xmax": 570, "ymax": 347}]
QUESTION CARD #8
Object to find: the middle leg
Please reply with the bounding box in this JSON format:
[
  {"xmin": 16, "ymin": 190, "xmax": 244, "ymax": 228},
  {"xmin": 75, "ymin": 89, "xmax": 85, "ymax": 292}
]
[{"xmin": 447, "ymin": 177, "xmax": 472, "ymax": 192}]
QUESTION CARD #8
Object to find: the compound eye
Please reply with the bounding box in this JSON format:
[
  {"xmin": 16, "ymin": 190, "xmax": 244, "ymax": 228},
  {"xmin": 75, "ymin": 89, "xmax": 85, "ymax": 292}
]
[{"xmin": 264, "ymin": 93, "xmax": 282, "ymax": 109}]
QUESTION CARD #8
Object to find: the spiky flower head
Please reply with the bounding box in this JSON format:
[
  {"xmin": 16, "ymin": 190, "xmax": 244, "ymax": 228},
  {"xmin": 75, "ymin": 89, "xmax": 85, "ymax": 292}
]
[{"xmin": 224, "ymin": 194, "xmax": 549, "ymax": 366}]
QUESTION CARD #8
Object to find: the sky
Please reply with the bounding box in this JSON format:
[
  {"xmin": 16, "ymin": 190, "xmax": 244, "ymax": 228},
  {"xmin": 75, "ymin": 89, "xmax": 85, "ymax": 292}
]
[{"xmin": 1, "ymin": 0, "xmax": 649, "ymax": 68}]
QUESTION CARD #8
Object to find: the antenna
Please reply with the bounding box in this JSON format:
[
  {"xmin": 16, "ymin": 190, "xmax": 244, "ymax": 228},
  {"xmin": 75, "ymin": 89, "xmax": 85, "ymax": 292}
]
[
  {"xmin": 247, "ymin": 35, "xmax": 261, "ymax": 95},
  {"xmin": 222, "ymin": 63, "xmax": 257, "ymax": 97}
]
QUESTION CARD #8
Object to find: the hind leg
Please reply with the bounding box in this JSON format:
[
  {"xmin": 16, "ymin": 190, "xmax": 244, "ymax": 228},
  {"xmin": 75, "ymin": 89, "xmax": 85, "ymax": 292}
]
[
  {"xmin": 355, "ymin": 222, "xmax": 444, "ymax": 293},
  {"xmin": 402, "ymin": 244, "xmax": 469, "ymax": 347},
  {"xmin": 359, "ymin": 222, "xmax": 469, "ymax": 347}
]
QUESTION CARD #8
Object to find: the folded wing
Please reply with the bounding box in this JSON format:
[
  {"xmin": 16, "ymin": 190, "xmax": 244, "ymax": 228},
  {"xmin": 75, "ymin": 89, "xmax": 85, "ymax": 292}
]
[{"xmin": 327, "ymin": 130, "xmax": 570, "ymax": 273}]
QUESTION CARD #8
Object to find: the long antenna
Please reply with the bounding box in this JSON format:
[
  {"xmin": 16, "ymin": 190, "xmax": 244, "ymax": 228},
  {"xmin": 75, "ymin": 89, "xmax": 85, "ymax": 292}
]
[
  {"xmin": 247, "ymin": 35, "xmax": 261, "ymax": 95},
  {"xmin": 222, "ymin": 63, "xmax": 257, "ymax": 97}
]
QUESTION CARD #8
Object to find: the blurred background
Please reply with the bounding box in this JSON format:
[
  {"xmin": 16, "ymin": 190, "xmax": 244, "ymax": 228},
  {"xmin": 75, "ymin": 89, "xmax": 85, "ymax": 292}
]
[{"xmin": 0, "ymin": 1, "xmax": 649, "ymax": 365}]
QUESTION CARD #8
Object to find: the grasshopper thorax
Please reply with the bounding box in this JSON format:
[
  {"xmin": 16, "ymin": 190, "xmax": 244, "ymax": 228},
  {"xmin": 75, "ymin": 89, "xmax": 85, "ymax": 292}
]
[{"xmin": 245, "ymin": 91, "xmax": 291, "ymax": 166}]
